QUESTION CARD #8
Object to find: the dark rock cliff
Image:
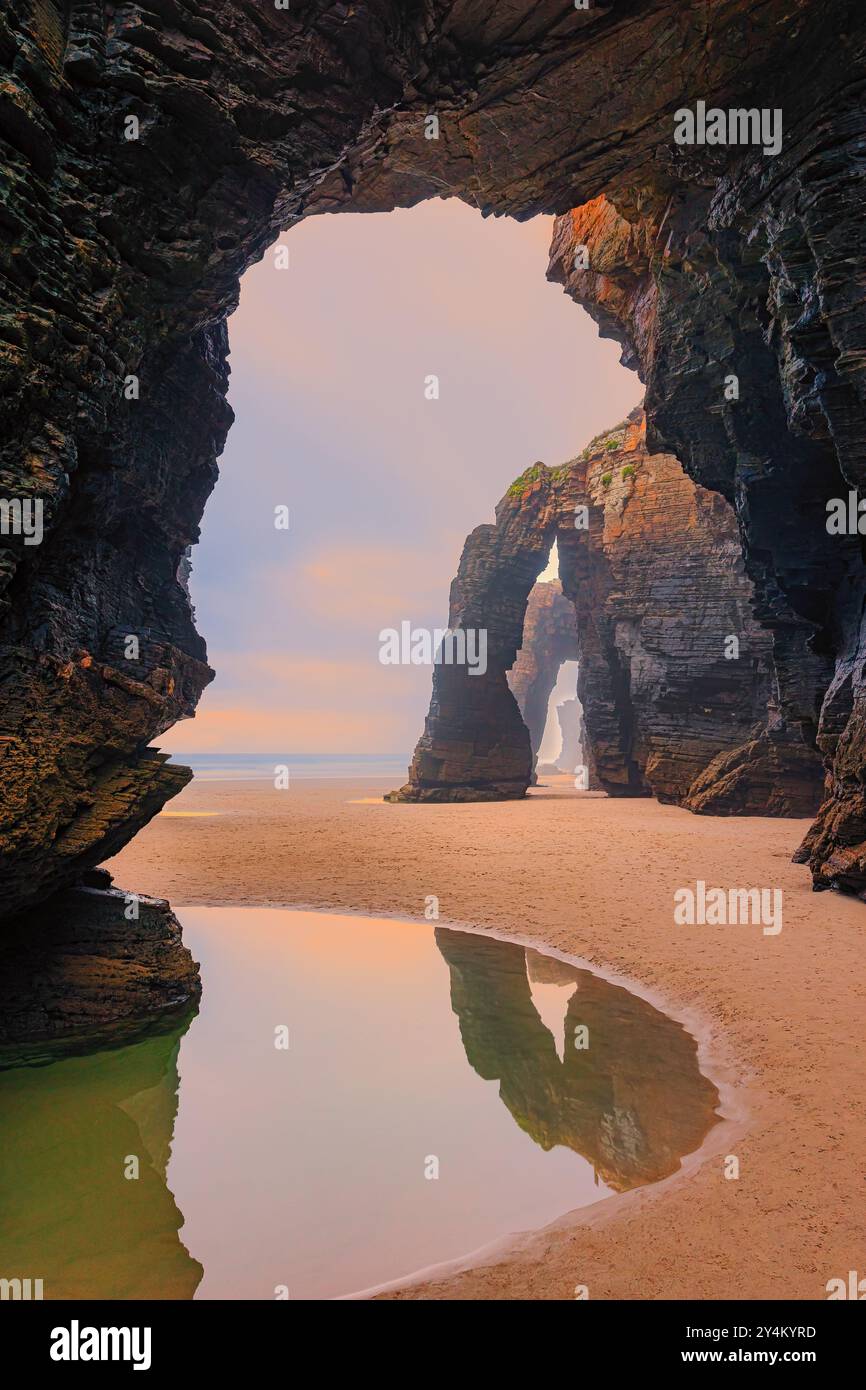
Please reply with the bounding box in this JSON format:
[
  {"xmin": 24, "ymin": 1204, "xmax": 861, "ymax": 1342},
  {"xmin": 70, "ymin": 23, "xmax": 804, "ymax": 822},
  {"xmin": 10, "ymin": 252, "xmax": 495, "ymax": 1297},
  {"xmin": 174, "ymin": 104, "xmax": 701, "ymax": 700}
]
[
  {"xmin": 389, "ymin": 410, "xmax": 821, "ymax": 811},
  {"xmin": 386, "ymin": 465, "xmax": 557, "ymax": 802},
  {"xmin": 0, "ymin": 885, "xmax": 200, "ymax": 1050},
  {"xmin": 1, "ymin": 1, "xmax": 866, "ymax": 905}
]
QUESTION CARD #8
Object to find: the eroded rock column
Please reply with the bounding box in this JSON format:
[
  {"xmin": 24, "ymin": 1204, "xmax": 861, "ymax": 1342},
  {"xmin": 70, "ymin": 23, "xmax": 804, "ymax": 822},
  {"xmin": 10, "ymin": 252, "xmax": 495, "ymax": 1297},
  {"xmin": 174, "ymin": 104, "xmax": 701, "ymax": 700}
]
[{"xmin": 386, "ymin": 470, "xmax": 556, "ymax": 802}]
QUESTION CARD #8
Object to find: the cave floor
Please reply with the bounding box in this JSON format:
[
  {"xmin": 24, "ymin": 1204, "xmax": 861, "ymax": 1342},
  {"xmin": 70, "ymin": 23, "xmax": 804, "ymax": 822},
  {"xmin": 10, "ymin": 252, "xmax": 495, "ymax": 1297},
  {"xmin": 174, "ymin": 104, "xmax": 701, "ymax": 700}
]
[{"xmin": 106, "ymin": 774, "xmax": 865, "ymax": 1301}]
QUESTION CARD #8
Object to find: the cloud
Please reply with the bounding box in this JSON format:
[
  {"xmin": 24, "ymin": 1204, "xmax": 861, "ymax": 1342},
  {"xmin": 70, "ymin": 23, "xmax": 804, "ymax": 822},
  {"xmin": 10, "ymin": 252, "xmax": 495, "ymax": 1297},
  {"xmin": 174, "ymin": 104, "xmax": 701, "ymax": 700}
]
[
  {"xmin": 160, "ymin": 652, "xmax": 429, "ymax": 753},
  {"xmin": 179, "ymin": 198, "xmax": 638, "ymax": 752}
]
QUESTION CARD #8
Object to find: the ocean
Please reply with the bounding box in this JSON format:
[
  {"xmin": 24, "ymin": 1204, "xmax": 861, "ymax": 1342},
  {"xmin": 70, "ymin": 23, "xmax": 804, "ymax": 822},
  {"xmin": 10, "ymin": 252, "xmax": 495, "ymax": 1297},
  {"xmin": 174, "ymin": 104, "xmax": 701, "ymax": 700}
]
[{"xmin": 166, "ymin": 753, "xmax": 411, "ymax": 782}]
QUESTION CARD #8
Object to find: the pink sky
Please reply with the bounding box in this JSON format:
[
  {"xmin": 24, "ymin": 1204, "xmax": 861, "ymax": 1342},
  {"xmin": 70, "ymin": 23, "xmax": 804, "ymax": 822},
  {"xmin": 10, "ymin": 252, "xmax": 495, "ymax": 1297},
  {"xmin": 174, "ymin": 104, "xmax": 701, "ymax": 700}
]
[{"xmin": 160, "ymin": 200, "xmax": 637, "ymax": 755}]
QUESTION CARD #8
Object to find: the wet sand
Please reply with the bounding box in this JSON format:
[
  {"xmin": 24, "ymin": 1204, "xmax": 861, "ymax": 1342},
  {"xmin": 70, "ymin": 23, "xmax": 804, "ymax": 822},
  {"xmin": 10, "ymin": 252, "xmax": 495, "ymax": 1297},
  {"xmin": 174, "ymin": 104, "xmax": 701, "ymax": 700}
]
[{"xmin": 107, "ymin": 774, "xmax": 866, "ymax": 1301}]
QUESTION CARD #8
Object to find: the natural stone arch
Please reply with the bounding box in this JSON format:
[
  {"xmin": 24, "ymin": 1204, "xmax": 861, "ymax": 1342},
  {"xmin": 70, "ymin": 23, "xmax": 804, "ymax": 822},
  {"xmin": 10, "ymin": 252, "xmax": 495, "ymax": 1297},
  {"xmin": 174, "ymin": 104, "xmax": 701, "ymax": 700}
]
[
  {"xmin": 386, "ymin": 467, "xmax": 557, "ymax": 802},
  {"xmin": 505, "ymin": 584, "xmax": 598, "ymax": 787},
  {"xmin": 390, "ymin": 411, "xmax": 823, "ymax": 812},
  {"xmin": 1, "ymin": 2, "xmax": 865, "ymax": 914}
]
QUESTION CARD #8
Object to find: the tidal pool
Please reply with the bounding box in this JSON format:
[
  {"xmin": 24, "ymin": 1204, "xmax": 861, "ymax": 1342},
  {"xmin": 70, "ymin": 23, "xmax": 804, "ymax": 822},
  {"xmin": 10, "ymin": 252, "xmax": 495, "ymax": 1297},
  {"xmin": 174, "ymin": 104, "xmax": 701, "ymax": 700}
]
[{"xmin": 0, "ymin": 908, "xmax": 720, "ymax": 1299}]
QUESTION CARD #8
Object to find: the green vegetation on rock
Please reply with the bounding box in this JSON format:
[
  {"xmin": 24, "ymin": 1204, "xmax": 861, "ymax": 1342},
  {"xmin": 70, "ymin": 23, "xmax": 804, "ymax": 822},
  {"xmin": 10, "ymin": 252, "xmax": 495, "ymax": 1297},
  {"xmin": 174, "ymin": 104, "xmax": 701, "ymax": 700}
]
[{"xmin": 506, "ymin": 462, "xmax": 546, "ymax": 497}]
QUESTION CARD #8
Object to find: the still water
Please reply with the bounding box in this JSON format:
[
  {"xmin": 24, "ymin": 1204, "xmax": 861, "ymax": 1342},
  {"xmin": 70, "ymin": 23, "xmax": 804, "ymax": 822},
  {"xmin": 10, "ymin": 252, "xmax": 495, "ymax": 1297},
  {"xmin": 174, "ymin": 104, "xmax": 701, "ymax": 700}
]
[{"xmin": 0, "ymin": 909, "xmax": 719, "ymax": 1299}]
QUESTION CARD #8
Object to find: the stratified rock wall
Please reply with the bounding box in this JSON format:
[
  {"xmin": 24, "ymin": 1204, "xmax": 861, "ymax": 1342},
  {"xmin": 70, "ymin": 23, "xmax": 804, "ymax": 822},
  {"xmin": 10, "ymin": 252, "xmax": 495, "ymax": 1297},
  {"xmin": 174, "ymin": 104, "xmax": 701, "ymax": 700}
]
[
  {"xmin": 390, "ymin": 410, "xmax": 813, "ymax": 810},
  {"xmin": 386, "ymin": 471, "xmax": 557, "ymax": 802},
  {"xmin": 548, "ymin": 202, "xmax": 843, "ymax": 818},
  {"xmin": 0, "ymin": 886, "xmax": 200, "ymax": 1050},
  {"xmin": 2, "ymin": 1, "xmax": 866, "ymax": 900},
  {"xmin": 569, "ymin": 413, "xmax": 824, "ymax": 812},
  {"xmin": 0, "ymin": 0, "xmax": 413, "ymax": 918}
]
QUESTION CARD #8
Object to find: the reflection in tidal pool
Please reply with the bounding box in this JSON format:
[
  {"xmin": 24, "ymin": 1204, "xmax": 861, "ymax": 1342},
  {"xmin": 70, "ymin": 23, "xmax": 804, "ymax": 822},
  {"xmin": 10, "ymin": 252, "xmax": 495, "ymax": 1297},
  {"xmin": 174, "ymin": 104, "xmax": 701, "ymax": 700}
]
[
  {"xmin": 0, "ymin": 909, "xmax": 719, "ymax": 1299},
  {"xmin": 0, "ymin": 1012, "xmax": 202, "ymax": 1299}
]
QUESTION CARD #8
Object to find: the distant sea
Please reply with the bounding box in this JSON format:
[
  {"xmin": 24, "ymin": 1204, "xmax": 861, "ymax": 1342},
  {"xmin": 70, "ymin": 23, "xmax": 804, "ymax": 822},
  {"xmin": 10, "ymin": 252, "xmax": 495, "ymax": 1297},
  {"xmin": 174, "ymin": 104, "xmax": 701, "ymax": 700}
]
[{"xmin": 167, "ymin": 753, "xmax": 411, "ymax": 782}]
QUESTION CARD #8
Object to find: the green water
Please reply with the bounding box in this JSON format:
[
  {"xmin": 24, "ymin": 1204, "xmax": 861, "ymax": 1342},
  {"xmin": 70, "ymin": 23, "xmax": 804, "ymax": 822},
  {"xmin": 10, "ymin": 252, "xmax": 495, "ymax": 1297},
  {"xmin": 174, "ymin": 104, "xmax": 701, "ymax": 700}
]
[
  {"xmin": 0, "ymin": 1011, "xmax": 201, "ymax": 1300},
  {"xmin": 0, "ymin": 911, "xmax": 720, "ymax": 1299}
]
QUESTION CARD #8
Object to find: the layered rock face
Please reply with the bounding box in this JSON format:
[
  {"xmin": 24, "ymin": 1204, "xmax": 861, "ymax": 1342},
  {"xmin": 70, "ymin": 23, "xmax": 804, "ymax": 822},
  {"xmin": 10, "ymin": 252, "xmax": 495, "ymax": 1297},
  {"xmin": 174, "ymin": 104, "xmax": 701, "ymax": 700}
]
[
  {"xmin": 391, "ymin": 411, "xmax": 821, "ymax": 811},
  {"xmin": 547, "ymin": 201, "xmax": 850, "ymax": 820},
  {"xmin": 386, "ymin": 471, "xmax": 557, "ymax": 802},
  {"xmin": 2, "ymin": 1, "xmax": 866, "ymax": 900},
  {"xmin": 0, "ymin": 886, "xmax": 200, "ymax": 1051},
  {"xmin": 0, "ymin": 0, "xmax": 396, "ymax": 919}
]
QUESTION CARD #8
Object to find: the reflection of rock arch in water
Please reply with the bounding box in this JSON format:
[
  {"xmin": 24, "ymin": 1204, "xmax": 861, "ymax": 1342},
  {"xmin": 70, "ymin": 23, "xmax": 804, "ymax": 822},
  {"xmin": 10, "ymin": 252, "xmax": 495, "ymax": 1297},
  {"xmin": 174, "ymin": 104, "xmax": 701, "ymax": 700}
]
[
  {"xmin": 435, "ymin": 928, "xmax": 719, "ymax": 1193},
  {"xmin": 0, "ymin": 1010, "xmax": 202, "ymax": 1300}
]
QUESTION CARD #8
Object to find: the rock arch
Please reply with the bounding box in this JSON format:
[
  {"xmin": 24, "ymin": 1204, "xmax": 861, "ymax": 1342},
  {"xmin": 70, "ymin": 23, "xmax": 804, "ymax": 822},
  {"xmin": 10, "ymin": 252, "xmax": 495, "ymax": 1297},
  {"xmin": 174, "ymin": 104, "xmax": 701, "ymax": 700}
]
[
  {"xmin": 1, "ymin": 2, "xmax": 865, "ymax": 912},
  {"xmin": 389, "ymin": 411, "xmax": 823, "ymax": 813},
  {"xmin": 386, "ymin": 461, "xmax": 557, "ymax": 802}
]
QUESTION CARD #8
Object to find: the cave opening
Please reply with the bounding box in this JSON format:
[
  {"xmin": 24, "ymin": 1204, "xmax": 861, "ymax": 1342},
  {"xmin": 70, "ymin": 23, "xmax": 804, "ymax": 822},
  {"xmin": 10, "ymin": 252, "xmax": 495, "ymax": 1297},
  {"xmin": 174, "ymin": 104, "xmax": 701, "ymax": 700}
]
[
  {"xmin": 4, "ymin": 0, "xmax": 866, "ymax": 1317},
  {"xmin": 155, "ymin": 200, "xmax": 637, "ymax": 776},
  {"xmin": 0, "ymin": 182, "xmax": 832, "ymax": 917},
  {"xmin": 2, "ymin": 33, "xmax": 854, "ymax": 912}
]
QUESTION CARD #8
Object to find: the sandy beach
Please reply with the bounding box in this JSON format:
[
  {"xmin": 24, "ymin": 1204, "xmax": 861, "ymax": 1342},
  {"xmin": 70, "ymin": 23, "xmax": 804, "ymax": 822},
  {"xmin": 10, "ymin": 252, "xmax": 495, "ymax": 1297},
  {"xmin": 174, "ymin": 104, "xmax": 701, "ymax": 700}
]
[{"xmin": 107, "ymin": 774, "xmax": 866, "ymax": 1301}]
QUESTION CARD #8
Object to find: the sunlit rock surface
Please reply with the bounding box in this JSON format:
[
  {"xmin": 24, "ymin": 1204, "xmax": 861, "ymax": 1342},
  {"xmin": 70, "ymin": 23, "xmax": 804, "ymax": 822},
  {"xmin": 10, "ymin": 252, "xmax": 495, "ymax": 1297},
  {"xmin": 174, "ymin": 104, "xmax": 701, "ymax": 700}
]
[
  {"xmin": 1, "ymin": 1, "xmax": 865, "ymax": 900},
  {"xmin": 390, "ymin": 411, "xmax": 822, "ymax": 811}
]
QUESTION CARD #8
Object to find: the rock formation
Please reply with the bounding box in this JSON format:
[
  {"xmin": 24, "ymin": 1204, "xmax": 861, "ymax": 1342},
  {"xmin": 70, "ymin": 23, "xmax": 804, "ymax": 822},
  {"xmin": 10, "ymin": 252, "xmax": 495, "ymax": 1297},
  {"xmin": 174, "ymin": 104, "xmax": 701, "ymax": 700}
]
[
  {"xmin": 390, "ymin": 410, "xmax": 822, "ymax": 811},
  {"xmin": 0, "ymin": 886, "xmax": 200, "ymax": 1050},
  {"xmin": 556, "ymin": 698, "xmax": 590, "ymax": 780},
  {"xmin": 1, "ymin": 1, "xmax": 866, "ymax": 898},
  {"xmin": 386, "ymin": 468, "xmax": 556, "ymax": 802}
]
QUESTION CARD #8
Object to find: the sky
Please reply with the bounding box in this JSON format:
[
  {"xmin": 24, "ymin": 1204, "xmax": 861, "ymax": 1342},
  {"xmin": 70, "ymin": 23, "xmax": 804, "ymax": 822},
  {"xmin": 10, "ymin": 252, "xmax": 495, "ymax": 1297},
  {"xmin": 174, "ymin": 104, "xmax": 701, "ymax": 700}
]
[{"xmin": 160, "ymin": 199, "xmax": 638, "ymax": 757}]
